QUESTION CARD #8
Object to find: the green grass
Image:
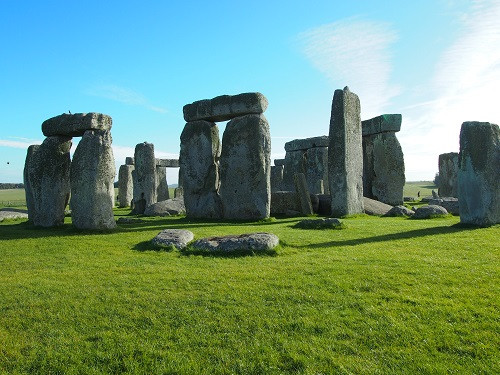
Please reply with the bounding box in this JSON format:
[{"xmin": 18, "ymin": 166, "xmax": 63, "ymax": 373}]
[
  {"xmin": 1, "ymin": 211, "xmax": 498, "ymax": 374},
  {"xmin": 403, "ymin": 181, "xmax": 437, "ymax": 198}
]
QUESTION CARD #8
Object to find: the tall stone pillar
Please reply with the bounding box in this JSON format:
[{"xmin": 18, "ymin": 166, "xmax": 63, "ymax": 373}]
[
  {"xmin": 156, "ymin": 165, "xmax": 169, "ymax": 201},
  {"xmin": 438, "ymin": 152, "xmax": 458, "ymax": 197},
  {"xmin": 328, "ymin": 86, "xmax": 364, "ymax": 216},
  {"xmin": 118, "ymin": 164, "xmax": 134, "ymax": 207},
  {"xmin": 132, "ymin": 142, "xmax": 157, "ymax": 214},
  {"xmin": 23, "ymin": 144, "xmax": 40, "ymax": 223}
]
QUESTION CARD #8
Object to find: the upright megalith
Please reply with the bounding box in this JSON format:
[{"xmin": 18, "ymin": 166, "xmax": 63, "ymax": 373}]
[
  {"xmin": 362, "ymin": 114, "xmax": 405, "ymax": 206},
  {"xmin": 118, "ymin": 164, "xmax": 134, "ymax": 207},
  {"xmin": 270, "ymin": 165, "xmax": 284, "ymax": 192},
  {"xmin": 328, "ymin": 87, "xmax": 364, "ymax": 216},
  {"xmin": 306, "ymin": 146, "xmax": 329, "ymax": 194},
  {"xmin": 179, "ymin": 120, "xmax": 222, "ymax": 218},
  {"xmin": 438, "ymin": 152, "xmax": 458, "ymax": 197},
  {"xmin": 156, "ymin": 165, "xmax": 169, "ymax": 201},
  {"xmin": 458, "ymin": 121, "xmax": 499, "ymax": 226},
  {"xmin": 70, "ymin": 130, "xmax": 116, "ymax": 229},
  {"xmin": 219, "ymin": 114, "xmax": 271, "ymax": 219},
  {"xmin": 24, "ymin": 137, "xmax": 71, "ymax": 226},
  {"xmin": 132, "ymin": 142, "xmax": 157, "ymax": 214}
]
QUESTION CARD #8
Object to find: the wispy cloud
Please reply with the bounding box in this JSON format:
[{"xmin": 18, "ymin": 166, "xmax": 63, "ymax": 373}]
[
  {"xmin": 86, "ymin": 85, "xmax": 167, "ymax": 113},
  {"xmin": 296, "ymin": 18, "xmax": 400, "ymax": 118},
  {"xmin": 0, "ymin": 139, "xmax": 42, "ymax": 149},
  {"xmin": 399, "ymin": 0, "xmax": 500, "ymax": 179}
]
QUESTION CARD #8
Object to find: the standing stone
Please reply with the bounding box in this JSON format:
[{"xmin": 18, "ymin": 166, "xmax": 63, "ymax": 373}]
[
  {"xmin": 362, "ymin": 132, "xmax": 405, "ymax": 205},
  {"xmin": 179, "ymin": 121, "xmax": 222, "ymax": 219},
  {"xmin": 70, "ymin": 130, "xmax": 116, "ymax": 229},
  {"xmin": 23, "ymin": 144, "xmax": 40, "ymax": 223},
  {"xmin": 306, "ymin": 146, "xmax": 329, "ymax": 194},
  {"xmin": 132, "ymin": 142, "xmax": 157, "ymax": 214},
  {"xmin": 156, "ymin": 166, "xmax": 170, "ymax": 201},
  {"xmin": 282, "ymin": 150, "xmax": 306, "ymax": 191},
  {"xmin": 458, "ymin": 121, "xmax": 499, "ymax": 226},
  {"xmin": 219, "ymin": 114, "xmax": 271, "ymax": 220},
  {"xmin": 24, "ymin": 137, "xmax": 71, "ymax": 227},
  {"xmin": 438, "ymin": 152, "xmax": 458, "ymax": 197},
  {"xmin": 118, "ymin": 164, "xmax": 134, "ymax": 207},
  {"xmin": 270, "ymin": 165, "xmax": 284, "ymax": 192},
  {"xmin": 125, "ymin": 157, "xmax": 134, "ymax": 165},
  {"xmin": 328, "ymin": 87, "xmax": 364, "ymax": 216},
  {"xmin": 294, "ymin": 173, "xmax": 313, "ymax": 215}
]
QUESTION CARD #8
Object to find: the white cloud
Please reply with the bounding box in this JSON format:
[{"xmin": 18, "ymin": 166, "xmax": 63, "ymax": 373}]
[
  {"xmin": 399, "ymin": 0, "xmax": 500, "ymax": 180},
  {"xmin": 86, "ymin": 85, "xmax": 167, "ymax": 113},
  {"xmin": 0, "ymin": 139, "xmax": 42, "ymax": 149},
  {"xmin": 297, "ymin": 18, "xmax": 400, "ymax": 118}
]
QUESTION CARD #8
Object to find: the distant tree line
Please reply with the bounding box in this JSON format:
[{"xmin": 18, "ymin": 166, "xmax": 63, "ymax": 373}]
[{"xmin": 0, "ymin": 183, "xmax": 24, "ymax": 189}]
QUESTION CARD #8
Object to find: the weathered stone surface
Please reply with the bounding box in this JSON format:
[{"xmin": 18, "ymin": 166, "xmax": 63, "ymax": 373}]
[
  {"xmin": 328, "ymin": 87, "xmax": 364, "ymax": 216},
  {"xmin": 70, "ymin": 130, "xmax": 116, "ymax": 229},
  {"xmin": 156, "ymin": 166, "xmax": 170, "ymax": 202},
  {"xmin": 274, "ymin": 159, "xmax": 285, "ymax": 167},
  {"xmin": 125, "ymin": 157, "xmax": 134, "ymax": 165},
  {"xmin": 284, "ymin": 136, "xmax": 329, "ymax": 152},
  {"xmin": 24, "ymin": 137, "xmax": 71, "ymax": 227},
  {"xmin": 458, "ymin": 121, "xmax": 499, "ymax": 226},
  {"xmin": 384, "ymin": 205, "xmax": 415, "ymax": 217},
  {"xmin": 219, "ymin": 114, "xmax": 271, "ymax": 220},
  {"xmin": 282, "ymin": 150, "xmax": 306, "ymax": 191},
  {"xmin": 23, "ymin": 144, "xmax": 40, "ymax": 222},
  {"xmin": 363, "ymin": 197, "xmax": 393, "ymax": 216},
  {"xmin": 294, "ymin": 218, "xmax": 343, "ymax": 229},
  {"xmin": 429, "ymin": 197, "xmax": 459, "ymax": 215},
  {"xmin": 117, "ymin": 217, "xmax": 144, "ymax": 224},
  {"xmin": 0, "ymin": 208, "xmax": 29, "ymax": 222},
  {"xmin": 151, "ymin": 229, "xmax": 194, "ymax": 250},
  {"xmin": 183, "ymin": 92, "xmax": 268, "ymax": 122},
  {"xmin": 270, "ymin": 165, "xmax": 284, "ymax": 192},
  {"xmin": 179, "ymin": 121, "xmax": 222, "ymax": 219},
  {"xmin": 270, "ymin": 191, "xmax": 301, "ymax": 214},
  {"xmin": 174, "ymin": 187, "xmax": 183, "ymax": 198},
  {"xmin": 42, "ymin": 113, "xmax": 112, "ymax": 137},
  {"xmin": 118, "ymin": 165, "xmax": 134, "ymax": 207},
  {"xmin": 132, "ymin": 142, "xmax": 157, "ymax": 214},
  {"xmin": 438, "ymin": 152, "xmax": 458, "ymax": 197},
  {"xmin": 361, "ymin": 114, "xmax": 401, "ymax": 136},
  {"xmin": 143, "ymin": 198, "xmax": 185, "ymax": 216},
  {"xmin": 294, "ymin": 173, "xmax": 313, "ymax": 215},
  {"xmin": 191, "ymin": 232, "xmax": 279, "ymax": 252},
  {"xmin": 413, "ymin": 205, "xmax": 448, "ymax": 219},
  {"xmin": 156, "ymin": 158, "xmax": 179, "ymax": 168},
  {"xmin": 306, "ymin": 146, "xmax": 329, "ymax": 194},
  {"xmin": 403, "ymin": 196, "xmax": 416, "ymax": 202},
  {"xmin": 363, "ymin": 132, "xmax": 405, "ymax": 206}
]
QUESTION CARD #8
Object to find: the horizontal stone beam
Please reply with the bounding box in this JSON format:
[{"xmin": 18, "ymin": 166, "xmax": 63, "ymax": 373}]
[
  {"xmin": 156, "ymin": 158, "xmax": 179, "ymax": 168},
  {"xmin": 183, "ymin": 92, "xmax": 268, "ymax": 122},
  {"xmin": 284, "ymin": 135, "xmax": 329, "ymax": 152},
  {"xmin": 274, "ymin": 158, "xmax": 285, "ymax": 167},
  {"xmin": 361, "ymin": 114, "xmax": 401, "ymax": 136},
  {"xmin": 42, "ymin": 113, "xmax": 112, "ymax": 137}
]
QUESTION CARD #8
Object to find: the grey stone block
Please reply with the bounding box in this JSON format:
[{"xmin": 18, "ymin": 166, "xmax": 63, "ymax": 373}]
[
  {"xmin": 284, "ymin": 135, "xmax": 329, "ymax": 152},
  {"xmin": 42, "ymin": 112, "xmax": 112, "ymax": 137},
  {"xmin": 438, "ymin": 152, "xmax": 458, "ymax": 198},
  {"xmin": 118, "ymin": 164, "xmax": 134, "ymax": 207},
  {"xmin": 306, "ymin": 146, "xmax": 329, "ymax": 194},
  {"xmin": 156, "ymin": 158, "xmax": 179, "ymax": 168},
  {"xmin": 132, "ymin": 142, "xmax": 157, "ymax": 214},
  {"xmin": 361, "ymin": 114, "xmax": 401, "ymax": 136}
]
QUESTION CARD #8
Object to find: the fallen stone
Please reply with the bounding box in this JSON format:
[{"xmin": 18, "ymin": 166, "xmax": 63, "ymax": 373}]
[
  {"xmin": 294, "ymin": 218, "xmax": 343, "ymax": 229},
  {"xmin": 383, "ymin": 205, "xmax": 415, "ymax": 217},
  {"xmin": 0, "ymin": 209, "xmax": 28, "ymax": 222},
  {"xmin": 143, "ymin": 198, "xmax": 185, "ymax": 216},
  {"xmin": 413, "ymin": 205, "xmax": 449, "ymax": 219},
  {"xmin": 183, "ymin": 92, "xmax": 268, "ymax": 122},
  {"xmin": 438, "ymin": 152, "xmax": 458, "ymax": 197},
  {"xmin": 219, "ymin": 114, "xmax": 271, "ymax": 220},
  {"xmin": 284, "ymin": 135, "xmax": 329, "ymax": 152},
  {"xmin": 458, "ymin": 121, "xmax": 499, "ymax": 226},
  {"xmin": 363, "ymin": 197, "xmax": 393, "ymax": 216},
  {"xmin": 429, "ymin": 197, "xmax": 459, "ymax": 215},
  {"xmin": 151, "ymin": 229, "xmax": 194, "ymax": 250},
  {"xmin": 70, "ymin": 130, "xmax": 116, "ymax": 230},
  {"xmin": 42, "ymin": 112, "xmax": 112, "ymax": 137},
  {"xmin": 191, "ymin": 232, "xmax": 279, "ymax": 252},
  {"xmin": 361, "ymin": 114, "xmax": 401, "ymax": 136},
  {"xmin": 328, "ymin": 86, "xmax": 364, "ymax": 216}
]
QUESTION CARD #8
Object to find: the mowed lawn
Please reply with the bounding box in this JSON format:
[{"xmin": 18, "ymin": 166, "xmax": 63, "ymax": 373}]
[{"xmin": 0, "ymin": 208, "xmax": 498, "ymax": 373}]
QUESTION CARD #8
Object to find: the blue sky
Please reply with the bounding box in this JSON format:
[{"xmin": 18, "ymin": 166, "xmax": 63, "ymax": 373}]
[{"xmin": 1, "ymin": 0, "xmax": 499, "ymax": 183}]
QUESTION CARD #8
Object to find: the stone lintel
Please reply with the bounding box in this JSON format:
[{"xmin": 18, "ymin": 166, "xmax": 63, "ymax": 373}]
[
  {"xmin": 362, "ymin": 114, "xmax": 401, "ymax": 136},
  {"xmin": 284, "ymin": 135, "xmax": 329, "ymax": 152},
  {"xmin": 156, "ymin": 158, "xmax": 179, "ymax": 168},
  {"xmin": 42, "ymin": 113, "xmax": 112, "ymax": 137}
]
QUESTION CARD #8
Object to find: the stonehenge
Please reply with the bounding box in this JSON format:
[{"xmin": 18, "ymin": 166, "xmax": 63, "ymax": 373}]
[
  {"xmin": 24, "ymin": 113, "xmax": 116, "ymax": 229},
  {"xmin": 458, "ymin": 121, "xmax": 499, "ymax": 226},
  {"xmin": 117, "ymin": 164, "xmax": 134, "ymax": 208},
  {"xmin": 180, "ymin": 92, "xmax": 271, "ymax": 220},
  {"xmin": 438, "ymin": 152, "xmax": 458, "ymax": 198}
]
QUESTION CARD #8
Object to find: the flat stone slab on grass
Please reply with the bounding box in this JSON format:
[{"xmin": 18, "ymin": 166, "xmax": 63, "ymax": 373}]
[
  {"xmin": 183, "ymin": 92, "xmax": 268, "ymax": 122},
  {"xmin": 42, "ymin": 113, "xmax": 112, "ymax": 137},
  {"xmin": 117, "ymin": 217, "xmax": 145, "ymax": 224},
  {"xmin": 151, "ymin": 229, "xmax": 194, "ymax": 250},
  {"xmin": 294, "ymin": 218, "xmax": 343, "ymax": 229},
  {"xmin": 363, "ymin": 197, "xmax": 393, "ymax": 216},
  {"xmin": 429, "ymin": 197, "xmax": 459, "ymax": 215},
  {"xmin": 191, "ymin": 232, "xmax": 279, "ymax": 252},
  {"xmin": 384, "ymin": 205, "xmax": 415, "ymax": 217},
  {"xmin": 0, "ymin": 208, "xmax": 28, "ymax": 222},
  {"xmin": 413, "ymin": 205, "xmax": 448, "ymax": 219},
  {"xmin": 143, "ymin": 198, "xmax": 185, "ymax": 216}
]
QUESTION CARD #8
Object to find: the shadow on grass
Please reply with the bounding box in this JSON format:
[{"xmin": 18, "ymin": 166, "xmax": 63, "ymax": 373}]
[
  {"xmin": 286, "ymin": 223, "xmax": 482, "ymax": 250},
  {"xmin": 178, "ymin": 246, "xmax": 279, "ymax": 258},
  {"xmin": 132, "ymin": 240, "xmax": 176, "ymax": 252}
]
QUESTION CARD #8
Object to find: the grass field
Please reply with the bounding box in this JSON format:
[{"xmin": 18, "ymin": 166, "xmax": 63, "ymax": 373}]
[{"xmin": 0, "ymin": 207, "xmax": 498, "ymax": 373}]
